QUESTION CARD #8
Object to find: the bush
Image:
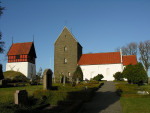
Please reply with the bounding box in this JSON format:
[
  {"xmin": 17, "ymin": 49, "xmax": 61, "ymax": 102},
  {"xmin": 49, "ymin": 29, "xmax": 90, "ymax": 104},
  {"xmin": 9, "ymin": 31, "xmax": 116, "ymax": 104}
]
[
  {"xmin": 113, "ymin": 72, "xmax": 124, "ymax": 81},
  {"xmin": 122, "ymin": 63, "xmax": 148, "ymax": 85},
  {"xmin": 93, "ymin": 74, "xmax": 104, "ymax": 81},
  {"xmin": 3, "ymin": 71, "xmax": 29, "ymax": 83},
  {"xmin": 73, "ymin": 66, "xmax": 83, "ymax": 84}
]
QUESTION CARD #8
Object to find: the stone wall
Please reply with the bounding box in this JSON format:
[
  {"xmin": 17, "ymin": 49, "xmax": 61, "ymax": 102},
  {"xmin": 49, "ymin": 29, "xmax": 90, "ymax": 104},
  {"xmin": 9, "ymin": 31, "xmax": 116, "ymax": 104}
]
[{"xmin": 54, "ymin": 27, "xmax": 82, "ymax": 82}]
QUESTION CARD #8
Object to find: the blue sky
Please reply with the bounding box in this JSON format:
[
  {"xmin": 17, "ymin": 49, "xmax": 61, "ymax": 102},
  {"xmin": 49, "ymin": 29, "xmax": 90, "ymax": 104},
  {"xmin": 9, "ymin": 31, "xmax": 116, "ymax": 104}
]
[{"xmin": 0, "ymin": 0, "xmax": 150, "ymax": 75}]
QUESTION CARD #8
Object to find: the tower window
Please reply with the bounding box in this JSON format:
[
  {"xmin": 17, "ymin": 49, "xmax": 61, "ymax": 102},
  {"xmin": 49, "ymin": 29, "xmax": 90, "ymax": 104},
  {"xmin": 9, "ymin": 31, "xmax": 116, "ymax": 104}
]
[
  {"xmin": 64, "ymin": 46, "xmax": 67, "ymax": 51},
  {"xmin": 64, "ymin": 58, "xmax": 67, "ymax": 64},
  {"xmin": 68, "ymin": 72, "xmax": 70, "ymax": 76},
  {"xmin": 16, "ymin": 55, "xmax": 20, "ymax": 59}
]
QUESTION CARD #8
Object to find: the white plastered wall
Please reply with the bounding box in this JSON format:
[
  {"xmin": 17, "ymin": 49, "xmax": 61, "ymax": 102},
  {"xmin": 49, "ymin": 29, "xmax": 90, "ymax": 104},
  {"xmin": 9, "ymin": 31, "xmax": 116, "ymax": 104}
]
[
  {"xmin": 80, "ymin": 63, "xmax": 123, "ymax": 81},
  {"xmin": 6, "ymin": 62, "xmax": 36, "ymax": 79}
]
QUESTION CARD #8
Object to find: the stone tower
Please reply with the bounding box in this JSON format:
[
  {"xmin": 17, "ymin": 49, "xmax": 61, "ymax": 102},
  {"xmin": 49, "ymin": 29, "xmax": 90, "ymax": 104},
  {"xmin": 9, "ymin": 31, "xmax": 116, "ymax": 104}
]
[{"xmin": 54, "ymin": 27, "xmax": 82, "ymax": 82}]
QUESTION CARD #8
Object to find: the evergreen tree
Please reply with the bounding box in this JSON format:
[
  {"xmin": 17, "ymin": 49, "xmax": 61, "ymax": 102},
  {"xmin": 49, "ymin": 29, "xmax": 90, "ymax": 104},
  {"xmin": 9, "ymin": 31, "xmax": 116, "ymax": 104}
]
[{"xmin": 73, "ymin": 66, "xmax": 83, "ymax": 84}]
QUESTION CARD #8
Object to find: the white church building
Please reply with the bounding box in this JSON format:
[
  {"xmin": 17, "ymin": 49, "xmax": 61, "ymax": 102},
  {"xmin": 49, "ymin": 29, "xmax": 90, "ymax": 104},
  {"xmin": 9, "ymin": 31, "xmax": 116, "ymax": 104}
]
[{"xmin": 78, "ymin": 51, "xmax": 137, "ymax": 81}]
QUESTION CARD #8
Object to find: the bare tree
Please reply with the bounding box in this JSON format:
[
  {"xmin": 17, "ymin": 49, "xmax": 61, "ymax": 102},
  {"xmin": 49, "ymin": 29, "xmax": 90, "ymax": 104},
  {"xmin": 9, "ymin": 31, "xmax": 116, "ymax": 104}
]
[
  {"xmin": 139, "ymin": 40, "xmax": 150, "ymax": 73},
  {"xmin": 0, "ymin": 2, "xmax": 5, "ymax": 53},
  {"xmin": 116, "ymin": 42, "xmax": 137, "ymax": 55}
]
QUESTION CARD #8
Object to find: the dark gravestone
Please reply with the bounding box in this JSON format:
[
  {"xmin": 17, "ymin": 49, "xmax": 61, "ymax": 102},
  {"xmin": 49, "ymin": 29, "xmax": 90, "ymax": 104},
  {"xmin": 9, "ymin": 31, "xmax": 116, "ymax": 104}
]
[
  {"xmin": 14, "ymin": 90, "xmax": 28, "ymax": 106},
  {"xmin": 0, "ymin": 64, "xmax": 7, "ymax": 87},
  {"xmin": 43, "ymin": 69, "xmax": 53, "ymax": 90},
  {"xmin": 0, "ymin": 64, "xmax": 4, "ymax": 80}
]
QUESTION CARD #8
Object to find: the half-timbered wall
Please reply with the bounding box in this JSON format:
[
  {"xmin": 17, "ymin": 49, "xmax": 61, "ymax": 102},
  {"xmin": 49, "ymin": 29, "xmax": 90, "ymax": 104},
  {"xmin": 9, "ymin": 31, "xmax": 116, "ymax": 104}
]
[{"xmin": 8, "ymin": 55, "xmax": 35, "ymax": 64}]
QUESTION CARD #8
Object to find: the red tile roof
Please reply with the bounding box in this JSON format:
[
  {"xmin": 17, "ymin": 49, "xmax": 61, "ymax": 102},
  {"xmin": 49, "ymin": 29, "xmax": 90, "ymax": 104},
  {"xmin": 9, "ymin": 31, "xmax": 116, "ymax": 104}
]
[
  {"xmin": 7, "ymin": 42, "xmax": 33, "ymax": 55},
  {"xmin": 123, "ymin": 55, "xmax": 137, "ymax": 66},
  {"xmin": 78, "ymin": 52, "xmax": 121, "ymax": 65}
]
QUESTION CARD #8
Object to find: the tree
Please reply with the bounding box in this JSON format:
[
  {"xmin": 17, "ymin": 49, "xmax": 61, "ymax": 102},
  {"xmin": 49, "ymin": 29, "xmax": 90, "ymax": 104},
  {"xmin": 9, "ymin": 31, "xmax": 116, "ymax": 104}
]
[
  {"xmin": 139, "ymin": 40, "xmax": 150, "ymax": 73},
  {"xmin": 73, "ymin": 66, "xmax": 83, "ymax": 84},
  {"xmin": 122, "ymin": 63, "xmax": 148, "ymax": 85},
  {"xmin": 37, "ymin": 67, "xmax": 42, "ymax": 78},
  {"xmin": 116, "ymin": 42, "xmax": 137, "ymax": 55},
  {"xmin": 132, "ymin": 63, "xmax": 148, "ymax": 85},
  {"xmin": 93, "ymin": 74, "xmax": 104, "ymax": 81},
  {"xmin": 0, "ymin": 2, "xmax": 5, "ymax": 53},
  {"xmin": 113, "ymin": 72, "xmax": 123, "ymax": 81},
  {"xmin": 122, "ymin": 64, "xmax": 134, "ymax": 84}
]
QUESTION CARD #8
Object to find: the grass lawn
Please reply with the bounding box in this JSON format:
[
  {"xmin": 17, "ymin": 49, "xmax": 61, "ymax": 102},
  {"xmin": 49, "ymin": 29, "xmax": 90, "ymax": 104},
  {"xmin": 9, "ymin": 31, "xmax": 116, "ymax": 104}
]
[
  {"xmin": 115, "ymin": 81, "xmax": 150, "ymax": 113},
  {"xmin": 0, "ymin": 81, "xmax": 103, "ymax": 113},
  {"xmin": 0, "ymin": 85, "xmax": 43, "ymax": 104}
]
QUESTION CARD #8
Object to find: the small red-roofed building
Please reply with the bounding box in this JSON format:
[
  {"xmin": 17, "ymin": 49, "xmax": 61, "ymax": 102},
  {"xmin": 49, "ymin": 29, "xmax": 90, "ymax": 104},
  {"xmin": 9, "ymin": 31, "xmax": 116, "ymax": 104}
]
[{"xmin": 6, "ymin": 42, "xmax": 37, "ymax": 79}]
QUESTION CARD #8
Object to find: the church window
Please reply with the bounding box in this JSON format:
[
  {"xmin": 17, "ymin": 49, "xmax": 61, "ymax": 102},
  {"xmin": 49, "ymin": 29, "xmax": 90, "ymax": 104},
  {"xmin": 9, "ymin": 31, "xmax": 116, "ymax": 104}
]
[
  {"xmin": 68, "ymin": 72, "xmax": 70, "ymax": 76},
  {"xmin": 64, "ymin": 46, "xmax": 67, "ymax": 51},
  {"xmin": 64, "ymin": 58, "xmax": 67, "ymax": 64}
]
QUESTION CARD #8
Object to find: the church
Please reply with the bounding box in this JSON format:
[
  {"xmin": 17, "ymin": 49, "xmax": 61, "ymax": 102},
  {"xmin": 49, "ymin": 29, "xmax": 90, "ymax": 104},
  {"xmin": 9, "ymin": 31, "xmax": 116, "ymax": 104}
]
[{"xmin": 54, "ymin": 27, "xmax": 137, "ymax": 81}]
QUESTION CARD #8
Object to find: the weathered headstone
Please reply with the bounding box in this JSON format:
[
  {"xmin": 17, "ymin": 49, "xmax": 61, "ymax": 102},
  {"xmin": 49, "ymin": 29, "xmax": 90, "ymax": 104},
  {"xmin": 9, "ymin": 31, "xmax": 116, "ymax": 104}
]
[
  {"xmin": 14, "ymin": 90, "xmax": 28, "ymax": 106},
  {"xmin": 43, "ymin": 69, "xmax": 53, "ymax": 90}
]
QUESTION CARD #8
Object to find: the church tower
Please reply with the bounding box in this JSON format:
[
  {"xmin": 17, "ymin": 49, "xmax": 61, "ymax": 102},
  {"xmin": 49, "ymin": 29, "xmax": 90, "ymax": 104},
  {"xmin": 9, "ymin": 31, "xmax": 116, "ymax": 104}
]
[
  {"xmin": 6, "ymin": 42, "xmax": 37, "ymax": 79},
  {"xmin": 54, "ymin": 27, "xmax": 82, "ymax": 82}
]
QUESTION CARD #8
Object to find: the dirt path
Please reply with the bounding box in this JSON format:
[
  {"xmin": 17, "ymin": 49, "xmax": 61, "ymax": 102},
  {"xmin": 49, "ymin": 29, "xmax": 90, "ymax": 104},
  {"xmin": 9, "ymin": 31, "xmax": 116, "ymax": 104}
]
[{"xmin": 78, "ymin": 81, "xmax": 122, "ymax": 113}]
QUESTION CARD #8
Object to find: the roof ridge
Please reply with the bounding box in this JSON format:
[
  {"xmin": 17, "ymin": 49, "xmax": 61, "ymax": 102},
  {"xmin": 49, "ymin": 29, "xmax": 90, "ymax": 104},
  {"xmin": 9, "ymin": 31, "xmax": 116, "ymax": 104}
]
[{"xmin": 83, "ymin": 51, "xmax": 120, "ymax": 55}]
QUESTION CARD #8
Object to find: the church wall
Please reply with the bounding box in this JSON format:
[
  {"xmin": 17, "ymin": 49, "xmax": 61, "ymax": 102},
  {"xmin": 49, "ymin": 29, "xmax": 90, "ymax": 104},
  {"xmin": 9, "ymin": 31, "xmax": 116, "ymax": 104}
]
[{"xmin": 80, "ymin": 63, "xmax": 123, "ymax": 81}]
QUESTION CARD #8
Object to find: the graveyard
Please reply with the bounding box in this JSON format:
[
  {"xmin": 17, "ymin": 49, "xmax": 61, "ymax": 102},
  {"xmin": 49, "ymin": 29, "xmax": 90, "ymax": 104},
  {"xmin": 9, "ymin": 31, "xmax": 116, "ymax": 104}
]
[{"xmin": 0, "ymin": 69, "xmax": 104, "ymax": 113}]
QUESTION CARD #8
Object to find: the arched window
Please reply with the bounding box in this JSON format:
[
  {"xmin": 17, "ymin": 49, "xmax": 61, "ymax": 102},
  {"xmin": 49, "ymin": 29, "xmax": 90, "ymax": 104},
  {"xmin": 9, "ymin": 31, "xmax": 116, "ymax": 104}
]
[
  {"xmin": 68, "ymin": 72, "xmax": 70, "ymax": 76},
  {"xmin": 64, "ymin": 58, "xmax": 67, "ymax": 64},
  {"xmin": 64, "ymin": 46, "xmax": 67, "ymax": 51}
]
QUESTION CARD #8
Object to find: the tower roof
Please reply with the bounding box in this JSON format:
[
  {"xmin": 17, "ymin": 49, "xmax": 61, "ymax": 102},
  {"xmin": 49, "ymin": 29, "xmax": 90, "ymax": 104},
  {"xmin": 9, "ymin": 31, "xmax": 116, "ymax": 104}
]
[
  {"xmin": 55, "ymin": 26, "xmax": 82, "ymax": 47},
  {"xmin": 7, "ymin": 42, "xmax": 37, "ymax": 58}
]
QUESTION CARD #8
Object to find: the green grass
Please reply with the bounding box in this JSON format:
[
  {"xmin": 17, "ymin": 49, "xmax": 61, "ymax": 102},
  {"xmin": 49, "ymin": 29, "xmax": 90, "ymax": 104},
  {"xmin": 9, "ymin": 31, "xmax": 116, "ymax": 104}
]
[
  {"xmin": 115, "ymin": 81, "xmax": 150, "ymax": 113},
  {"xmin": 121, "ymin": 97, "xmax": 150, "ymax": 113},
  {"xmin": 0, "ymin": 82, "xmax": 103, "ymax": 113},
  {"xmin": 0, "ymin": 85, "xmax": 42, "ymax": 104}
]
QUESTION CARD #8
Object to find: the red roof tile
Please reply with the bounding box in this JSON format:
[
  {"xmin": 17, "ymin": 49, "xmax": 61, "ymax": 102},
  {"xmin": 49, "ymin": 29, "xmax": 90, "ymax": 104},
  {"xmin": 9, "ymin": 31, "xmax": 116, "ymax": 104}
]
[
  {"xmin": 7, "ymin": 42, "xmax": 33, "ymax": 55},
  {"xmin": 78, "ymin": 52, "xmax": 121, "ymax": 65},
  {"xmin": 123, "ymin": 55, "xmax": 137, "ymax": 66}
]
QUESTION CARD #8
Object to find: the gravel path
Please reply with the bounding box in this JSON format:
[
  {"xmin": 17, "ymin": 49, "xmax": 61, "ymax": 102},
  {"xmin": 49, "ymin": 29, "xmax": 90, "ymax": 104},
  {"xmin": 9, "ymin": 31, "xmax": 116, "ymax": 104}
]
[{"xmin": 78, "ymin": 81, "xmax": 122, "ymax": 113}]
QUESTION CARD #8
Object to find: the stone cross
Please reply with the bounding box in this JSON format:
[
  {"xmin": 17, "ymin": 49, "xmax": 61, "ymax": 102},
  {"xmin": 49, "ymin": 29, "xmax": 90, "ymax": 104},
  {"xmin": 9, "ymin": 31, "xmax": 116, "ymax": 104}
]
[
  {"xmin": 43, "ymin": 69, "xmax": 53, "ymax": 90},
  {"xmin": 14, "ymin": 90, "xmax": 28, "ymax": 106}
]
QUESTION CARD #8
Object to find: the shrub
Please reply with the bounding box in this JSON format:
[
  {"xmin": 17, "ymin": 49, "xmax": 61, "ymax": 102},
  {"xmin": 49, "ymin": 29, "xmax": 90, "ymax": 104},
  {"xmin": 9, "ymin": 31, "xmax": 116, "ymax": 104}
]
[
  {"xmin": 93, "ymin": 74, "xmax": 104, "ymax": 81},
  {"xmin": 3, "ymin": 71, "xmax": 29, "ymax": 83},
  {"xmin": 122, "ymin": 63, "xmax": 148, "ymax": 85},
  {"xmin": 73, "ymin": 66, "xmax": 83, "ymax": 84},
  {"xmin": 113, "ymin": 72, "xmax": 124, "ymax": 81}
]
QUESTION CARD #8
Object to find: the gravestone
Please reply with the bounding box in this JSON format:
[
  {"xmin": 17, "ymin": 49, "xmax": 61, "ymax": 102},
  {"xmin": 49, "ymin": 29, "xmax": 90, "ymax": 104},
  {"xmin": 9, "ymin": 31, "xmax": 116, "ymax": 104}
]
[
  {"xmin": 14, "ymin": 90, "xmax": 28, "ymax": 106},
  {"xmin": 0, "ymin": 64, "xmax": 4, "ymax": 80},
  {"xmin": 43, "ymin": 69, "xmax": 53, "ymax": 90},
  {"xmin": 0, "ymin": 64, "xmax": 7, "ymax": 87}
]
